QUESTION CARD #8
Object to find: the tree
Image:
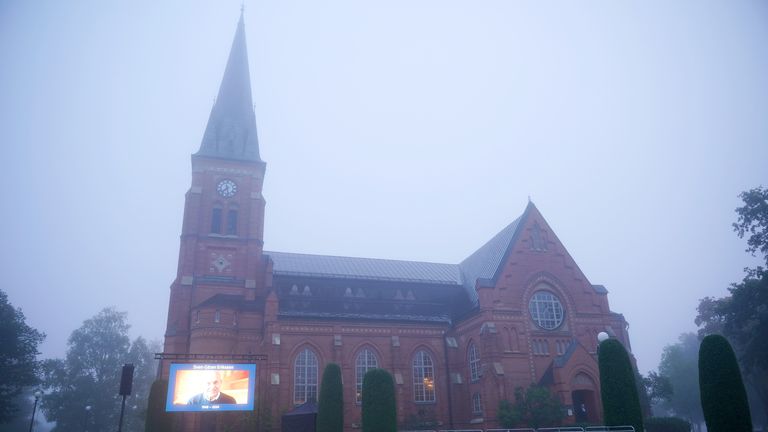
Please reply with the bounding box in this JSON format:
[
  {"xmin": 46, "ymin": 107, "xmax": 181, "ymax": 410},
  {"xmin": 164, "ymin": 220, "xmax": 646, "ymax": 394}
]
[
  {"xmin": 0, "ymin": 288, "xmax": 45, "ymax": 424},
  {"xmin": 497, "ymin": 399, "xmax": 519, "ymax": 429},
  {"xmin": 361, "ymin": 369, "xmax": 396, "ymax": 432},
  {"xmin": 695, "ymin": 186, "xmax": 768, "ymax": 426},
  {"xmin": 598, "ymin": 338, "xmax": 644, "ymax": 432},
  {"xmin": 733, "ymin": 186, "xmax": 768, "ymax": 270},
  {"xmin": 656, "ymin": 333, "xmax": 704, "ymax": 427},
  {"xmin": 317, "ymin": 363, "xmax": 343, "ymax": 432},
  {"xmin": 698, "ymin": 334, "xmax": 752, "ymax": 432},
  {"xmin": 497, "ymin": 385, "xmax": 564, "ymax": 429},
  {"xmin": 642, "ymin": 371, "xmax": 673, "ymax": 406},
  {"xmin": 144, "ymin": 380, "xmax": 173, "ymax": 432},
  {"xmin": 41, "ymin": 308, "xmax": 157, "ymax": 432}
]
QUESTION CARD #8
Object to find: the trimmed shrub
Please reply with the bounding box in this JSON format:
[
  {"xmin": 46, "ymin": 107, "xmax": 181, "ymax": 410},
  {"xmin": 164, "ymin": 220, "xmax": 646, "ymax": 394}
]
[
  {"xmin": 644, "ymin": 416, "xmax": 691, "ymax": 432},
  {"xmin": 598, "ymin": 338, "xmax": 644, "ymax": 432},
  {"xmin": 144, "ymin": 379, "xmax": 173, "ymax": 432},
  {"xmin": 317, "ymin": 363, "xmax": 344, "ymax": 432},
  {"xmin": 361, "ymin": 369, "xmax": 396, "ymax": 432},
  {"xmin": 698, "ymin": 334, "xmax": 752, "ymax": 432}
]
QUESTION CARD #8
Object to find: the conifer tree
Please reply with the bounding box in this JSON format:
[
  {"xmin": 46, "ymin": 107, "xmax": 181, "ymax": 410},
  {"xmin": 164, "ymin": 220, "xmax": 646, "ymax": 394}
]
[
  {"xmin": 598, "ymin": 338, "xmax": 644, "ymax": 432},
  {"xmin": 698, "ymin": 334, "xmax": 752, "ymax": 432},
  {"xmin": 317, "ymin": 363, "xmax": 344, "ymax": 432},
  {"xmin": 144, "ymin": 379, "xmax": 173, "ymax": 432},
  {"xmin": 361, "ymin": 369, "xmax": 396, "ymax": 432}
]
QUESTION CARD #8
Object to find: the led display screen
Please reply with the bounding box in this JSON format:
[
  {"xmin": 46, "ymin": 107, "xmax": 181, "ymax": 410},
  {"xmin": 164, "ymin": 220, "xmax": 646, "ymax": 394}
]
[{"xmin": 166, "ymin": 363, "xmax": 256, "ymax": 412}]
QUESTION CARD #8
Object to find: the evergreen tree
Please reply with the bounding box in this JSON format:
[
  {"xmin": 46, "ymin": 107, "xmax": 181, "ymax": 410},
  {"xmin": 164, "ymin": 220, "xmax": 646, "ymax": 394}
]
[
  {"xmin": 41, "ymin": 308, "xmax": 156, "ymax": 432},
  {"xmin": 698, "ymin": 334, "xmax": 752, "ymax": 432},
  {"xmin": 317, "ymin": 363, "xmax": 343, "ymax": 432},
  {"xmin": 144, "ymin": 379, "xmax": 173, "ymax": 432},
  {"xmin": 361, "ymin": 369, "xmax": 396, "ymax": 432},
  {"xmin": 598, "ymin": 338, "xmax": 644, "ymax": 432},
  {"xmin": 0, "ymin": 289, "xmax": 45, "ymax": 424}
]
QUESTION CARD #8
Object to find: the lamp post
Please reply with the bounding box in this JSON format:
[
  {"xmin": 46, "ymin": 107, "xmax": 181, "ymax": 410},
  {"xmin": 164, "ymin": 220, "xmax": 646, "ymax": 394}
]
[
  {"xmin": 84, "ymin": 405, "xmax": 92, "ymax": 432},
  {"xmin": 597, "ymin": 331, "xmax": 609, "ymax": 343},
  {"xmin": 28, "ymin": 389, "xmax": 42, "ymax": 432}
]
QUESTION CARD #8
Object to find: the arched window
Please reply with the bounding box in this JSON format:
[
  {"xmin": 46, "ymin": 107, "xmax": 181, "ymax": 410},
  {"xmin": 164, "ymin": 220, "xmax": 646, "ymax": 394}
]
[
  {"xmin": 226, "ymin": 208, "xmax": 238, "ymax": 235},
  {"xmin": 413, "ymin": 350, "xmax": 435, "ymax": 402},
  {"xmin": 468, "ymin": 343, "xmax": 481, "ymax": 382},
  {"xmin": 355, "ymin": 348, "xmax": 379, "ymax": 403},
  {"xmin": 294, "ymin": 348, "xmax": 319, "ymax": 405},
  {"xmin": 211, "ymin": 206, "xmax": 223, "ymax": 234},
  {"xmin": 472, "ymin": 392, "xmax": 483, "ymax": 415}
]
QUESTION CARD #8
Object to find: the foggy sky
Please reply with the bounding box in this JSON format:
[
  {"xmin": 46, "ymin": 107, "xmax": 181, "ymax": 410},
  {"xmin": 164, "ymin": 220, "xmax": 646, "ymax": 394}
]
[{"xmin": 1, "ymin": 0, "xmax": 766, "ymax": 375}]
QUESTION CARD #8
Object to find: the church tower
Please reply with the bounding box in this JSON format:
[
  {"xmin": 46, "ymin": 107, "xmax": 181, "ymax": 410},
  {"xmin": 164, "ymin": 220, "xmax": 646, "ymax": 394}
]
[{"xmin": 164, "ymin": 12, "xmax": 269, "ymax": 357}]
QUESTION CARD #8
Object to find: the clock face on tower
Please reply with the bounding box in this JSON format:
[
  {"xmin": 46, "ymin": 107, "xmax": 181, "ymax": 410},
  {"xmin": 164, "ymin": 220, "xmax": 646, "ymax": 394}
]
[{"xmin": 217, "ymin": 179, "xmax": 237, "ymax": 197}]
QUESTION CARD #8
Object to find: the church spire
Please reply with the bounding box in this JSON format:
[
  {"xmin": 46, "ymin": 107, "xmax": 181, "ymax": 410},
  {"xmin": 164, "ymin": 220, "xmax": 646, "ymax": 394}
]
[{"xmin": 196, "ymin": 12, "xmax": 261, "ymax": 162}]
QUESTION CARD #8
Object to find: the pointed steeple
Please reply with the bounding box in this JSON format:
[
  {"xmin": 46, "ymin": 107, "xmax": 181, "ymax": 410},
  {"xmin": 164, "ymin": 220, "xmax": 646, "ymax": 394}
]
[{"xmin": 196, "ymin": 12, "xmax": 261, "ymax": 162}]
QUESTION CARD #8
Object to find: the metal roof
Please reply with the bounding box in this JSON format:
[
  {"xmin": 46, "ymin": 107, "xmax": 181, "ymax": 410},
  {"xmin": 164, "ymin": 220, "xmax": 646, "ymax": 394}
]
[
  {"xmin": 267, "ymin": 204, "xmax": 533, "ymax": 312},
  {"xmin": 458, "ymin": 215, "xmax": 524, "ymax": 303},
  {"xmin": 267, "ymin": 251, "xmax": 463, "ymax": 285}
]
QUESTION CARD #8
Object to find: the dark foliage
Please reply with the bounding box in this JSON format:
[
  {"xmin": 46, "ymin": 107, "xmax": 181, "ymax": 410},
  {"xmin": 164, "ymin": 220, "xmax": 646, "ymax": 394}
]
[
  {"xmin": 41, "ymin": 308, "xmax": 156, "ymax": 432},
  {"xmin": 642, "ymin": 371, "xmax": 673, "ymax": 406},
  {"xmin": 317, "ymin": 363, "xmax": 343, "ymax": 432},
  {"xmin": 497, "ymin": 399, "xmax": 516, "ymax": 428},
  {"xmin": 361, "ymin": 369, "xmax": 396, "ymax": 432},
  {"xmin": 695, "ymin": 186, "xmax": 768, "ymax": 426},
  {"xmin": 0, "ymin": 289, "xmax": 45, "ymax": 424},
  {"xmin": 144, "ymin": 379, "xmax": 173, "ymax": 432},
  {"xmin": 644, "ymin": 416, "xmax": 691, "ymax": 432},
  {"xmin": 698, "ymin": 334, "xmax": 752, "ymax": 432},
  {"xmin": 497, "ymin": 385, "xmax": 564, "ymax": 429},
  {"xmin": 733, "ymin": 186, "xmax": 768, "ymax": 269},
  {"xmin": 598, "ymin": 338, "xmax": 644, "ymax": 432}
]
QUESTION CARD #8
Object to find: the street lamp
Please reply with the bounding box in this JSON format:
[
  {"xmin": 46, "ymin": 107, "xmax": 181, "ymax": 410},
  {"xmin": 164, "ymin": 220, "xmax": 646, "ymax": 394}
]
[
  {"xmin": 28, "ymin": 389, "xmax": 43, "ymax": 432},
  {"xmin": 84, "ymin": 405, "xmax": 92, "ymax": 432},
  {"xmin": 597, "ymin": 331, "xmax": 610, "ymax": 343}
]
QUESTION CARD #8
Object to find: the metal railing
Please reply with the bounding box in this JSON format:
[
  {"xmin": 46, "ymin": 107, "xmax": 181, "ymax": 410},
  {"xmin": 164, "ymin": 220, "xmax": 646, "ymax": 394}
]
[
  {"xmin": 585, "ymin": 427, "xmax": 635, "ymax": 431},
  {"xmin": 430, "ymin": 427, "xmax": 634, "ymax": 432}
]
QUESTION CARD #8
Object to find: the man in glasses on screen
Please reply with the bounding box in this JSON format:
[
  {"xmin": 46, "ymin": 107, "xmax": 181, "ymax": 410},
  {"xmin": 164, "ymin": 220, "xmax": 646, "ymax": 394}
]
[{"xmin": 187, "ymin": 370, "xmax": 237, "ymax": 405}]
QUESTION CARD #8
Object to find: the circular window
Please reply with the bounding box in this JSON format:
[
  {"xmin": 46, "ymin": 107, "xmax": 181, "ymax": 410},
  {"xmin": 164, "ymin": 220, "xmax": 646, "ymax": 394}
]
[{"xmin": 529, "ymin": 290, "xmax": 564, "ymax": 330}]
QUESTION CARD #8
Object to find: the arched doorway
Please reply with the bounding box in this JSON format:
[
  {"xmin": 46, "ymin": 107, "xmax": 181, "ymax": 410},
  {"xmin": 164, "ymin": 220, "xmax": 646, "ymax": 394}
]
[{"xmin": 571, "ymin": 372, "xmax": 599, "ymax": 424}]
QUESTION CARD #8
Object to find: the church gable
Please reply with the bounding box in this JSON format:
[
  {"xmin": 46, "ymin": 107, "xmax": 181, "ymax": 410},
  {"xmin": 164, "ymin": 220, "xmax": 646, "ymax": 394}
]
[{"xmin": 466, "ymin": 202, "xmax": 609, "ymax": 318}]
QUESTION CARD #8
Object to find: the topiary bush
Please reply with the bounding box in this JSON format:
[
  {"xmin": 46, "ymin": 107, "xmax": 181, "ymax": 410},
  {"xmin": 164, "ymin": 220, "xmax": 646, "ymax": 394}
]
[
  {"xmin": 317, "ymin": 363, "xmax": 344, "ymax": 432},
  {"xmin": 361, "ymin": 369, "xmax": 396, "ymax": 432},
  {"xmin": 644, "ymin": 416, "xmax": 691, "ymax": 432},
  {"xmin": 144, "ymin": 379, "xmax": 173, "ymax": 432},
  {"xmin": 598, "ymin": 338, "xmax": 644, "ymax": 432},
  {"xmin": 698, "ymin": 334, "xmax": 752, "ymax": 432}
]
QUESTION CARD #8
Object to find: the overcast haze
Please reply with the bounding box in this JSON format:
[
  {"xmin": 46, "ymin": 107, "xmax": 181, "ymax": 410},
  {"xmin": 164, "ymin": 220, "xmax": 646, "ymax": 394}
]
[{"xmin": 1, "ymin": 1, "xmax": 766, "ymax": 375}]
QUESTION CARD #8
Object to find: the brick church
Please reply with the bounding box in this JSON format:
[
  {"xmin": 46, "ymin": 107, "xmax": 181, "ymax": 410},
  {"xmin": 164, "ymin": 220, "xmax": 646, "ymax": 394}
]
[{"xmin": 162, "ymin": 13, "xmax": 632, "ymax": 431}]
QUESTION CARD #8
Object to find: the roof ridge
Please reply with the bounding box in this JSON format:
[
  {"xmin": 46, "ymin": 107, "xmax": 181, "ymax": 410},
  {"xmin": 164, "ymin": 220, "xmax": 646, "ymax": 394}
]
[{"xmin": 265, "ymin": 250, "xmax": 457, "ymax": 267}]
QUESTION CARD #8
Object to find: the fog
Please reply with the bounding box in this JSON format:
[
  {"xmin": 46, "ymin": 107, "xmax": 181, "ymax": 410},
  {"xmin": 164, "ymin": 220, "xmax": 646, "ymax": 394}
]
[{"xmin": 1, "ymin": 0, "xmax": 766, "ymax": 375}]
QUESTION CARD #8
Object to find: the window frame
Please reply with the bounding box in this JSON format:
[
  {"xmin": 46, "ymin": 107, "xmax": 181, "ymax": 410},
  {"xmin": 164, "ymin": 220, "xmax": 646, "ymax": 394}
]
[
  {"xmin": 468, "ymin": 342, "xmax": 481, "ymax": 382},
  {"xmin": 472, "ymin": 392, "xmax": 483, "ymax": 415},
  {"xmin": 293, "ymin": 348, "xmax": 319, "ymax": 405},
  {"xmin": 529, "ymin": 290, "xmax": 565, "ymax": 330},
  {"xmin": 412, "ymin": 350, "xmax": 436, "ymax": 403},
  {"xmin": 355, "ymin": 348, "xmax": 379, "ymax": 404}
]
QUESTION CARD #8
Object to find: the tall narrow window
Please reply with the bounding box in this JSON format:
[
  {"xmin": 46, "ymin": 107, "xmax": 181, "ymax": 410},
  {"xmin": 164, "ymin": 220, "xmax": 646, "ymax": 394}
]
[
  {"xmin": 355, "ymin": 348, "xmax": 379, "ymax": 403},
  {"xmin": 214, "ymin": 310, "xmax": 220, "ymax": 323},
  {"xmin": 211, "ymin": 208, "xmax": 223, "ymax": 234},
  {"xmin": 472, "ymin": 392, "xmax": 483, "ymax": 415},
  {"xmin": 226, "ymin": 209, "xmax": 238, "ymax": 235},
  {"xmin": 468, "ymin": 343, "xmax": 481, "ymax": 382},
  {"xmin": 294, "ymin": 348, "xmax": 319, "ymax": 405},
  {"xmin": 413, "ymin": 350, "xmax": 436, "ymax": 402}
]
